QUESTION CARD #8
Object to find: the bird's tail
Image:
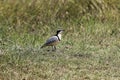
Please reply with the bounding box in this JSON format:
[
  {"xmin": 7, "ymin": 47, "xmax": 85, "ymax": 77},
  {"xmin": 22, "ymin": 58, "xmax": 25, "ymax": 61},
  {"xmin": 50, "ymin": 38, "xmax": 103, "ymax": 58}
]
[{"xmin": 41, "ymin": 44, "xmax": 46, "ymax": 48}]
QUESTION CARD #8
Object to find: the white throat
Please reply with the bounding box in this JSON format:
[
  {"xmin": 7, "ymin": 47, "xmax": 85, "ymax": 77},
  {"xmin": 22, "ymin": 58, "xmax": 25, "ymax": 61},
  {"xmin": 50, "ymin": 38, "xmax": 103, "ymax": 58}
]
[{"xmin": 57, "ymin": 33, "xmax": 62, "ymax": 40}]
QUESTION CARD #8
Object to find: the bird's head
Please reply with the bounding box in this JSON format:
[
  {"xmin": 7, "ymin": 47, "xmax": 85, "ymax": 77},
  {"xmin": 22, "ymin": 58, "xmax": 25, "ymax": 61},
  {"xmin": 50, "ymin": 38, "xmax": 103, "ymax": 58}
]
[{"xmin": 56, "ymin": 29, "xmax": 64, "ymax": 34}]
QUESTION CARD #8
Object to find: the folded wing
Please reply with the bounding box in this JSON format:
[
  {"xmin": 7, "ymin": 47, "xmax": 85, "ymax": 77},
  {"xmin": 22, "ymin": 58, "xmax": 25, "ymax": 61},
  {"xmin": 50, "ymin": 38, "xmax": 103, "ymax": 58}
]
[{"xmin": 45, "ymin": 36, "xmax": 59, "ymax": 45}]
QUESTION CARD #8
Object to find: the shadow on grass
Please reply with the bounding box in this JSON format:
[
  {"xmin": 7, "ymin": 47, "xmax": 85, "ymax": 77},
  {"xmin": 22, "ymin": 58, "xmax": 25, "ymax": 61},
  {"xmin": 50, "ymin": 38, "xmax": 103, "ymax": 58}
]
[{"xmin": 73, "ymin": 53, "xmax": 92, "ymax": 58}]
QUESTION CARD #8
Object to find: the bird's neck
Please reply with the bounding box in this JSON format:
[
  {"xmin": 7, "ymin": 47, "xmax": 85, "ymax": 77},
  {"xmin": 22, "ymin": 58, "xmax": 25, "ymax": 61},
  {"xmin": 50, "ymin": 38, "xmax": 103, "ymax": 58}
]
[{"xmin": 56, "ymin": 33, "xmax": 61, "ymax": 41}]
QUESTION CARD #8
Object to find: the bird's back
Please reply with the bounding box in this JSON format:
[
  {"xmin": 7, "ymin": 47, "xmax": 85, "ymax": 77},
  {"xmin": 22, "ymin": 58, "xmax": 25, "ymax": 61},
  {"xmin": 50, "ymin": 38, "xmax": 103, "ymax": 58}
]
[
  {"xmin": 41, "ymin": 36, "xmax": 59, "ymax": 48},
  {"xmin": 46, "ymin": 36, "xmax": 59, "ymax": 45}
]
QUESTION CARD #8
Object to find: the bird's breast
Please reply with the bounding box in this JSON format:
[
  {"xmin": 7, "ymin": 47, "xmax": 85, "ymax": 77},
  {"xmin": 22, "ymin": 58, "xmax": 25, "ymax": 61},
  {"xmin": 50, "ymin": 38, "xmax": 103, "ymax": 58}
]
[{"xmin": 57, "ymin": 34, "xmax": 62, "ymax": 40}]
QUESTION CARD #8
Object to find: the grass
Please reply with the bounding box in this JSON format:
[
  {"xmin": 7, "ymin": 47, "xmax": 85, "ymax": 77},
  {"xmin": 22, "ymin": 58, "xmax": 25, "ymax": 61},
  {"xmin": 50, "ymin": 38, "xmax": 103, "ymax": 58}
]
[
  {"xmin": 0, "ymin": 0, "xmax": 120, "ymax": 79},
  {"xmin": 0, "ymin": 20, "xmax": 120, "ymax": 80}
]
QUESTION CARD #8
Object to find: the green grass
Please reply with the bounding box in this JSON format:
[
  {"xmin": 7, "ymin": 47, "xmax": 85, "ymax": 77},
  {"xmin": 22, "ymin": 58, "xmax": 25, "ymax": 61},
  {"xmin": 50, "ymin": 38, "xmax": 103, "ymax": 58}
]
[
  {"xmin": 0, "ymin": 21, "xmax": 120, "ymax": 80},
  {"xmin": 0, "ymin": 0, "xmax": 120, "ymax": 79}
]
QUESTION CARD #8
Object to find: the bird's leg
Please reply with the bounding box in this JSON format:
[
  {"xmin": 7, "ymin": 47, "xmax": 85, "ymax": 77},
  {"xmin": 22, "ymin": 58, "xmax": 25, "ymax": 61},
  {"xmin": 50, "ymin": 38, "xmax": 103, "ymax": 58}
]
[
  {"xmin": 52, "ymin": 46, "xmax": 54, "ymax": 51},
  {"xmin": 52, "ymin": 46, "xmax": 56, "ymax": 51},
  {"xmin": 54, "ymin": 46, "xmax": 56, "ymax": 51}
]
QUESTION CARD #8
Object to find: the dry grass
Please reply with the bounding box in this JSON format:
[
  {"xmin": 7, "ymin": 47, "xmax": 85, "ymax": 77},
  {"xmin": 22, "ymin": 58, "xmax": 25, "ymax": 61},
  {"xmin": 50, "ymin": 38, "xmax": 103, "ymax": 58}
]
[{"xmin": 0, "ymin": 0, "xmax": 120, "ymax": 80}]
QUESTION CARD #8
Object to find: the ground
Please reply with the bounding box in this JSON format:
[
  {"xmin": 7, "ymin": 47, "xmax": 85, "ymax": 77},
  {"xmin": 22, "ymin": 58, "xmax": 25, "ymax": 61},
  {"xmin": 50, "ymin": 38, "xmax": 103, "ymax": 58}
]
[{"xmin": 0, "ymin": 21, "xmax": 120, "ymax": 80}]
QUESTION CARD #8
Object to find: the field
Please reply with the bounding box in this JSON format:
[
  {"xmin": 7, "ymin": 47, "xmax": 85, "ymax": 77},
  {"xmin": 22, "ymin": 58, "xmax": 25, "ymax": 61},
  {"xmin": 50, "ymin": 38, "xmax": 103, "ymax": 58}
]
[{"xmin": 0, "ymin": 0, "xmax": 120, "ymax": 80}]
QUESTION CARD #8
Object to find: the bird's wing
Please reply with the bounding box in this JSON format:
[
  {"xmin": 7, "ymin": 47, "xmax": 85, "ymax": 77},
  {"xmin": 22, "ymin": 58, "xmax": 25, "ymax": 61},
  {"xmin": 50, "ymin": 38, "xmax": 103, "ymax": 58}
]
[{"xmin": 45, "ymin": 36, "xmax": 58, "ymax": 45}]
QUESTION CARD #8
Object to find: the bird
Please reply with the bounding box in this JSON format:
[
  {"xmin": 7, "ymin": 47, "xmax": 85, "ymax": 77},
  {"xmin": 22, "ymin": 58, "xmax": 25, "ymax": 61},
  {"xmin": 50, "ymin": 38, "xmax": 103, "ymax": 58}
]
[{"xmin": 41, "ymin": 29, "xmax": 64, "ymax": 51}]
